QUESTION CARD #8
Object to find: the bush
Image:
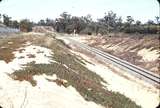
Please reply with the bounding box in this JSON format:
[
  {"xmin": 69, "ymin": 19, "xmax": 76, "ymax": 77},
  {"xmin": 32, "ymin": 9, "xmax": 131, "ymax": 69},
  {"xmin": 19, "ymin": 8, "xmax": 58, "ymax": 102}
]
[
  {"xmin": 87, "ymin": 32, "xmax": 92, "ymax": 35},
  {"xmin": 20, "ymin": 19, "xmax": 32, "ymax": 32}
]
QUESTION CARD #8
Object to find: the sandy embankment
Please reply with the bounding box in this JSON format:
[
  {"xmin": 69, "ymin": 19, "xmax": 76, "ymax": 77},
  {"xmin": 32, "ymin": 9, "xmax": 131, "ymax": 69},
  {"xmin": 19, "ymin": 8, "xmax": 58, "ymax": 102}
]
[{"xmin": 0, "ymin": 42, "xmax": 103, "ymax": 108}]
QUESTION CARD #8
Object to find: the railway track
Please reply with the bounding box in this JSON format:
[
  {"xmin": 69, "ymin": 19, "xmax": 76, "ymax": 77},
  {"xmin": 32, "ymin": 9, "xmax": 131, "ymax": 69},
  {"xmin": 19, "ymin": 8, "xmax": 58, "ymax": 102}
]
[{"xmin": 64, "ymin": 37, "xmax": 160, "ymax": 87}]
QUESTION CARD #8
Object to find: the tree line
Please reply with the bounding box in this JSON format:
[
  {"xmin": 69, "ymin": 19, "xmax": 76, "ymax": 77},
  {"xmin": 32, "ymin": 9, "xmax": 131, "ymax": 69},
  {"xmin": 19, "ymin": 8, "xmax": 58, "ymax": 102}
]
[{"xmin": 0, "ymin": 11, "xmax": 159, "ymax": 34}]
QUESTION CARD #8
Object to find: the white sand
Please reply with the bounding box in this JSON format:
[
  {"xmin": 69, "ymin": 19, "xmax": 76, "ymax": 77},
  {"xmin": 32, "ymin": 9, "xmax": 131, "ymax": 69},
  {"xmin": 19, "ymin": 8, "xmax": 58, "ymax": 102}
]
[
  {"xmin": 7, "ymin": 45, "xmax": 54, "ymax": 73},
  {"xmin": 70, "ymin": 47, "xmax": 160, "ymax": 108},
  {"xmin": 137, "ymin": 48, "xmax": 159, "ymax": 62},
  {"xmin": 0, "ymin": 73, "xmax": 103, "ymax": 108},
  {"xmin": 0, "ymin": 43, "xmax": 103, "ymax": 108},
  {"xmin": 58, "ymin": 36, "xmax": 160, "ymax": 108}
]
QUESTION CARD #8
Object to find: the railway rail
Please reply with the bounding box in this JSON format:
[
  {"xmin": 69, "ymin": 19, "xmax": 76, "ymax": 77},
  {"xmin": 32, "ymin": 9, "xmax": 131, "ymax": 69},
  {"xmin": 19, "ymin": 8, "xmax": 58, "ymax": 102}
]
[{"xmin": 63, "ymin": 37, "xmax": 160, "ymax": 87}]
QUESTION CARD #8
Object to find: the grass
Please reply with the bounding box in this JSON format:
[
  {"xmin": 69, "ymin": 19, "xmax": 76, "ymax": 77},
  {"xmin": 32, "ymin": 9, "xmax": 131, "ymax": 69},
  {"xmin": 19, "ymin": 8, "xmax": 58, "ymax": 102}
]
[
  {"xmin": 11, "ymin": 63, "xmax": 140, "ymax": 108},
  {"xmin": 0, "ymin": 37, "xmax": 27, "ymax": 62},
  {"xmin": 0, "ymin": 33, "xmax": 140, "ymax": 108}
]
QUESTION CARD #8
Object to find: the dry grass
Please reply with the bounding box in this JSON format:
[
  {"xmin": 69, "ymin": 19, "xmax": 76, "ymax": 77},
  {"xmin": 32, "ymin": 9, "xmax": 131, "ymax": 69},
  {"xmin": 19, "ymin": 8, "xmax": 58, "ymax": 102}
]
[{"xmin": 0, "ymin": 38, "xmax": 27, "ymax": 62}]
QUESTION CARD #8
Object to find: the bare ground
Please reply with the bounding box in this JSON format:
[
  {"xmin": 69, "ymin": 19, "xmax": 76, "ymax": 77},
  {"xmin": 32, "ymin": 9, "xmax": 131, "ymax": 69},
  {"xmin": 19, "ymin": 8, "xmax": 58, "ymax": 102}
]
[{"xmin": 72, "ymin": 33, "xmax": 160, "ymax": 74}]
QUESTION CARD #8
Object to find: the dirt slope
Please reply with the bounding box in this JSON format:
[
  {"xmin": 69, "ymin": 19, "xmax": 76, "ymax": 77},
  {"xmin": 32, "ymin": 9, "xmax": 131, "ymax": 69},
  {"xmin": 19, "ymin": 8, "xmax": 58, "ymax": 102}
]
[{"xmin": 72, "ymin": 33, "xmax": 159, "ymax": 74}]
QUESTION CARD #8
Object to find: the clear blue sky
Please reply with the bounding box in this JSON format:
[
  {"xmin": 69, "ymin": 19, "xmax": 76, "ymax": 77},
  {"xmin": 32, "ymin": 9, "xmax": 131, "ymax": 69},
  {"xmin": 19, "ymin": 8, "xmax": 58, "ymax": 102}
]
[{"xmin": 0, "ymin": 0, "xmax": 159, "ymax": 23}]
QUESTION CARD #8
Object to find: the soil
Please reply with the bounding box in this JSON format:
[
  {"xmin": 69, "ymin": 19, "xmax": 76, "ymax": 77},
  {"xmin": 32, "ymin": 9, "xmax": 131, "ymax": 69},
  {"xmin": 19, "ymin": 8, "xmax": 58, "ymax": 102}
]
[{"xmin": 73, "ymin": 33, "xmax": 160, "ymax": 74}]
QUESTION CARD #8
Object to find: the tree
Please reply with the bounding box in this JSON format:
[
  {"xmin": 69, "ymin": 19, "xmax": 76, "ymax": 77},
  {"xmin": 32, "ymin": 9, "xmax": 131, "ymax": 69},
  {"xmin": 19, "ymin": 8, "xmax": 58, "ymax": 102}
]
[
  {"xmin": 21, "ymin": 10, "xmax": 157, "ymax": 34},
  {"xmin": 146, "ymin": 20, "xmax": 156, "ymax": 34},
  {"xmin": 147, "ymin": 20, "xmax": 155, "ymax": 25},
  {"xmin": 126, "ymin": 16, "xmax": 134, "ymax": 25},
  {"xmin": 3, "ymin": 14, "xmax": 11, "ymax": 26},
  {"xmin": 11, "ymin": 20, "xmax": 19, "ymax": 28},
  {"xmin": 54, "ymin": 12, "xmax": 87, "ymax": 33},
  {"xmin": 155, "ymin": 16, "xmax": 160, "ymax": 24},
  {"xmin": 54, "ymin": 12, "xmax": 71, "ymax": 32},
  {"xmin": 82, "ymin": 14, "xmax": 92, "ymax": 24},
  {"xmin": 60, "ymin": 12, "xmax": 71, "ymax": 20},
  {"xmin": 46, "ymin": 18, "xmax": 55, "ymax": 26},
  {"xmin": 68, "ymin": 16, "xmax": 84, "ymax": 33},
  {"xmin": 134, "ymin": 20, "xmax": 142, "ymax": 33},
  {"xmin": 116, "ymin": 17, "xmax": 123, "ymax": 32},
  {"xmin": 136, "ymin": 20, "xmax": 141, "ymax": 26},
  {"xmin": 60, "ymin": 12, "xmax": 71, "ymax": 32},
  {"xmin": 38, "ymin": 19, "xmax": 46, "ymax": 26},
  {"xmin": 105, "ymin": 11, "xmax": 118, "ymax": 32},
  {"xmin": 123, "ymin": 16, "xmax": 134, "ymax": 33},
  {"xmin": 97, "ymin": 11, "xmax": 119, "ymax": 33},
  {"xmin": 20, "ymin": 19, "xmax": 32, "ymax": 32},
  {"xmin": 55, "ymin": 18, "xmax": 66, "ymax": 32}
]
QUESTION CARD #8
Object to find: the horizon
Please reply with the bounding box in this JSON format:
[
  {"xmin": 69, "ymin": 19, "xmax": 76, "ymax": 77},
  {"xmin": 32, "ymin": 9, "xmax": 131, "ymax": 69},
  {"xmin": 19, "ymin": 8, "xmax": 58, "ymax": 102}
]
[{"xmin": 0, "ymin": 0, "xmax": 159, "ymax": 23}]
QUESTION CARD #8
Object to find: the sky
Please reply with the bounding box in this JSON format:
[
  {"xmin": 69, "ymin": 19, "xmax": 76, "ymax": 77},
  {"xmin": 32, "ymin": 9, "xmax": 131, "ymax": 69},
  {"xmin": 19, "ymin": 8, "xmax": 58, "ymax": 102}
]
[{"xmin": 0, "ymin": 0, "xmax": 159, "ymax": 23}]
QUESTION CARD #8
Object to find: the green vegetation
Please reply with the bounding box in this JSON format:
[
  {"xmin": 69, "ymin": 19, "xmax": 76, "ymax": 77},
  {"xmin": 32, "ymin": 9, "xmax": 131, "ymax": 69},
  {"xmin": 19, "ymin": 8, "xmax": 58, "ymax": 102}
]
[
  {"xmin": 12, "ymin": 63, "xmax": 140, "ymax": 108},
  {"xmin": 0, "ymin": 11, "xmax": 159, "ymax": 34},
  {"xmin": 19, "ymin": 19, "xmax": 33, "ymax": 32}
]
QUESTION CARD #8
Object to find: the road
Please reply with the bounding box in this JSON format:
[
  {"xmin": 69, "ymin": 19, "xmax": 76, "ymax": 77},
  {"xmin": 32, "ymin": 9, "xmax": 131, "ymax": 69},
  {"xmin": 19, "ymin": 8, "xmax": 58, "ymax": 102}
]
[{"xmin": 58, "ymin": 36, "xmax": 160, "ymax": 87}]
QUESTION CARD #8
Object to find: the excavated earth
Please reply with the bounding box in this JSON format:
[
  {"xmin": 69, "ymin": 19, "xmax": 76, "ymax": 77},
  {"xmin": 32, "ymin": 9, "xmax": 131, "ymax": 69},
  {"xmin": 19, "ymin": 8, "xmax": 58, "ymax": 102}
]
[{"xmin": 72, "ymin": 33, "xmax": 160, "ymax": 74}]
